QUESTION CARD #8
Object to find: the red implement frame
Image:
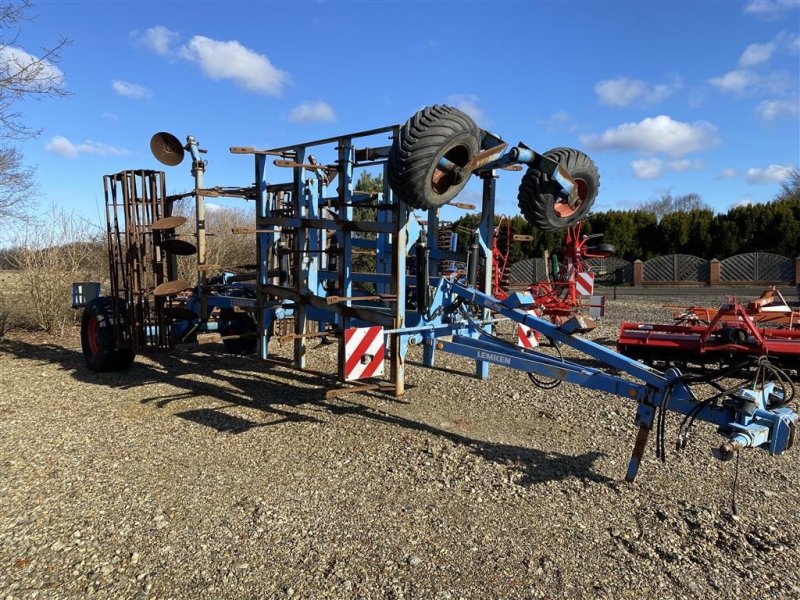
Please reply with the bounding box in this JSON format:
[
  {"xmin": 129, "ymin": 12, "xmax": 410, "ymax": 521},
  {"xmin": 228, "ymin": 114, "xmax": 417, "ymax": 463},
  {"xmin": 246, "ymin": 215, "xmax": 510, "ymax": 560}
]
[
  {"xmin": 669, "ymin": 287, "xmax": 800, "ymax": 329},
  {"xmin": 494, "ymin": 221, "xmax": 611, "ymax": 325},
  {"xmin": 618, "ymin": 302, "xmax": 800, "ymax": 368}
]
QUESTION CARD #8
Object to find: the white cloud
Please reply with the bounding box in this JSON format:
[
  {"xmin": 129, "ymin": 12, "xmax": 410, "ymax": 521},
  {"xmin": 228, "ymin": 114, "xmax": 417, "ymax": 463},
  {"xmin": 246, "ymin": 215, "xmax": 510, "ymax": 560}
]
[
  {"xmin": 756, "ymin": 97, "xmax": 800, "ymax": 120},
  {"xmin": 743, "ymin": 0, "xmax": 800, "ymax": 19},
  {"xmin": 760, "ymin": 70, "xmax": 795, "ymax": 94},
  {"xmin": 101, "ymin": 111, "xmax": 119, "ymax": 121},
  {"xmin": 739, "ymin": 41, "xmax": 776, "ymax": 66},
  {"xmin": 581, "ymin": 115, "xmax": 719, "ymax": 157},
  {"xmin": 746, "ymin": 163, "xmax": 796, "ymax": 183},
  {"xmin": 539, "ymin": 110, "xmax": 578, "ymax": 132},
  {"xmin": 111, "ymin": 79, "xmax": 152, "ymax": 100},
  {"xmin": 446, "ymin": 94, "xmax": 484, "ymax": 123},
  {"xmin": 708, "ymin": 68, "xmax": 792, "ymax": 96},
  {"xmin": 631, "ymin": 157, "xmax": 703, "ymax": 179},
  {"xmin": 179, "ymin": 36, "xmax": 289, "ymax": 95},
  {"xmin": 667, "ymin": 159, "xmax": 703, "ymax": 172},
  {"xmin": 594, "ymin": 76, "xmax": 681, "ymax": 107},
  {"xmin": 137, "ymin": 25, "xmax": 180, "ymax": 55},
  {"xmin": 45, "ymin": 136, "xmax": 130, "ymax": 159},
  {"xmin": 632, "ymin": 158, "xmax": 663, "ymax": 179},
  {"xmin": 716, "ymin": 167, "xmax": 738, "ymax": 180},
  {"xmin": 288, "ymin": 100, "xmax": 335, "ymax": 124},
  {"xmin": 736, "ymin": 32, "xmax": 799, "ymax": 69},
  {"xmin": 709, "ymin": 69, "xmax": 760, "ymax": 93},
  {"xmin": 0, "ymin": 46, "xmax": 64, "ymax": 91},
  {"xmin": 778, "ymin": 31, "xmax": 800, "ymax": 52},
  {"xmin": 546, "ymin": 110, "xmax": 570, "ymax": 124},
  {"xmin": 133, "ymin": 26, "xmax": 291, "ymax": 95}
]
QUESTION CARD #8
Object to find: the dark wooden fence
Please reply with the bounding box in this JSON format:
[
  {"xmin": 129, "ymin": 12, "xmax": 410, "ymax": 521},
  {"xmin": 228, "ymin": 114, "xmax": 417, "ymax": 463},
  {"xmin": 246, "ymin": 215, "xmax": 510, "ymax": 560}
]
[{"xmin": 507, "ymin": 252, "xmax": 800, "ymax": 287}]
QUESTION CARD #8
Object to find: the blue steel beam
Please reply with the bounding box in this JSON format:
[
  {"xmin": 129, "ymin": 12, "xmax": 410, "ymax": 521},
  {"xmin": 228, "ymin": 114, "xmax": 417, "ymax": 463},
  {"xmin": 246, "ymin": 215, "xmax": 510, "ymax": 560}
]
[{"xmin": 448, "ymin": 281, "xmax": 667, "ymax": 388}]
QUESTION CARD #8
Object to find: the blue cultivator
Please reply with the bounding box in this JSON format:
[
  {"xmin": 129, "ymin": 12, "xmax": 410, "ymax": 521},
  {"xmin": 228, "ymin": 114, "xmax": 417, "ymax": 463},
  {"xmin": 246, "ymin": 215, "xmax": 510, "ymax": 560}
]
[{"xmin": 74, "ymin": 105, "xmax": 796, "ymax": 483}]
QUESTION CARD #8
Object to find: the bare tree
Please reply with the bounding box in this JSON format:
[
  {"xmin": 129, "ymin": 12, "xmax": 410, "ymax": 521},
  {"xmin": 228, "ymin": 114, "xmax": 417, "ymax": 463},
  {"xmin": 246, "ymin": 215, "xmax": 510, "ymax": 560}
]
[
  {"xmin": 170, "ymin": 199, "xmax": 256, "ymax": 281},
  {"xmin": 639, "ymin": 191, "xmax": 709, "ymax": 222},
  {"xmin": 6, "ymin": 205, "xmax": 104, "ymax": 335},
  {"xmin": 776, "ymin": 167, "xmax": 800, "ymax": 203},
  {"xmin": 0, "ymin": 0, "xmax": 69, "ymax": 225}
]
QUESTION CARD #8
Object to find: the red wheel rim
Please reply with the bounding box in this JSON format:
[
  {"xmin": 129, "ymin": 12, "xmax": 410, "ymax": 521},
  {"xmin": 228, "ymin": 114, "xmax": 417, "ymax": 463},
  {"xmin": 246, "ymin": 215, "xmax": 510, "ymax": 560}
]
[
  {"xmin": 87, "ymin": 317, "xmax": 99, "ymax": 355},
  {"xmin": 553, "ymin": 177, "xmax": 588, "ymax": 218}
]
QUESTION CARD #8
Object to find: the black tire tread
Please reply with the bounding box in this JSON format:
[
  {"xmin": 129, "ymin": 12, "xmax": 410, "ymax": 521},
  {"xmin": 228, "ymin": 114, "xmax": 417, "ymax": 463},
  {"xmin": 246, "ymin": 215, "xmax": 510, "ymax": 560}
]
[
  {"xmin": 518, "ymin": 147, "xmax": 600, "ymax": 231},
  {"xmin": 219, "ymin": 309, "xmax": 257, "ymax": 354},
  {"xmin": 388, "ymin": 105, "xmax": 480, "ymax": 210},
  {"xmin": 81, "ymin": 296, "xmax": 135, "ymax": 372}
]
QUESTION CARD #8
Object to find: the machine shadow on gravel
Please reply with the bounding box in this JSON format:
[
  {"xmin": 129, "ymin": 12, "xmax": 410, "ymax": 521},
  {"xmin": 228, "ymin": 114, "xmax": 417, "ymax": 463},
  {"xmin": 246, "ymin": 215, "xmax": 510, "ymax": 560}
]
[{"xmin": 2, "ymin": 338, "xmax": 617, "ymax": 488}]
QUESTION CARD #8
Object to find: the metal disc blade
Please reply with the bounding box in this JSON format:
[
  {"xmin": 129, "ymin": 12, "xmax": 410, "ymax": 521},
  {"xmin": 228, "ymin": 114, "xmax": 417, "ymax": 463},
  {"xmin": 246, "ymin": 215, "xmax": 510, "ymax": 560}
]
[
  {"xmin": 163, "ymin": 306, "xmax": 197, "ymax": 321},
  {"xmin": 153, "ymin": 279, "xmax": 191, "ymax": 297},
  {"xmin": 150, "ymin": 132, "xmax": 185, "ymax": 166},
  {"xmin": 160, "ymin": 238, "xmax": 197, "ymax": 256},
  {"xmin": 152, "ymin": 215, "xmax": 187, "ymax": 230}
]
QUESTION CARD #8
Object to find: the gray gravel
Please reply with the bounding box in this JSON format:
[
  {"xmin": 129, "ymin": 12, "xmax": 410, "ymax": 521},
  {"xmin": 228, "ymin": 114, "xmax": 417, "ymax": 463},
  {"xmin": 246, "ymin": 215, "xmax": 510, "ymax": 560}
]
[{"xmin": 1, "ymin": 294, "xmax": 799, "ymax": 599}]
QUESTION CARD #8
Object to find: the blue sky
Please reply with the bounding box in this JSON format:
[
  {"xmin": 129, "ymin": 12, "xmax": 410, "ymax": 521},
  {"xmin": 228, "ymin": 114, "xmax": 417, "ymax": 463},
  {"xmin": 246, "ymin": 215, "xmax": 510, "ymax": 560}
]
[{"xmin": 7, "ymin": 0, "xmax": 800, "ymax": 232}]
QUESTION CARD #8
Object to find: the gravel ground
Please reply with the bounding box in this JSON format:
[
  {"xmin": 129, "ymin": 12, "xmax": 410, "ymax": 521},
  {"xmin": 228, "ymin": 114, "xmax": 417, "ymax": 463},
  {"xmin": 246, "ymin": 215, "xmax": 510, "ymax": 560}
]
[{"xmin": 1, "ymin": 294, "xmax": 799, "ymax": 599}]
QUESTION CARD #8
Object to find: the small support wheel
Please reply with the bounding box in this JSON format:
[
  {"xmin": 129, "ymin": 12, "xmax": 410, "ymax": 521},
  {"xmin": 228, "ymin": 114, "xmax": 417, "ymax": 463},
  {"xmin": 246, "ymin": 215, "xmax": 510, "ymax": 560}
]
[
  {"xmin": 592, "ymin": 243, "xmax": 616, "ymax": 257},
  {"xmin": 518, "ymin": 148, "xmax": 599, "ymax": 231},
  {"xmin": 81, "ymin": 297, "xmax": 135, "ymax": 372},
  {"xmin": 387, "ymin": 105, "xmax": 480, "ymax": 210},
  {"xmin": 219, "ymin": 308, "xmax": 257, "ymax": 354}
]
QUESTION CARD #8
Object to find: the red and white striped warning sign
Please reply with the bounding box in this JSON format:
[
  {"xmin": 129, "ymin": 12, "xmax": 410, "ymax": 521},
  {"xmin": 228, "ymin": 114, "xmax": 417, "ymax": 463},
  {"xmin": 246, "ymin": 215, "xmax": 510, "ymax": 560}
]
[
  {"xmin": 344, "ymin": 326, "xmax": 385, "ymax": 381},
  {"xmin": 575, "ymin": 272, "xmax": 594, "ymax": 297},
  {"xmin": 517, "ymin": 310, "xmax": 540, "ymax": 349}
]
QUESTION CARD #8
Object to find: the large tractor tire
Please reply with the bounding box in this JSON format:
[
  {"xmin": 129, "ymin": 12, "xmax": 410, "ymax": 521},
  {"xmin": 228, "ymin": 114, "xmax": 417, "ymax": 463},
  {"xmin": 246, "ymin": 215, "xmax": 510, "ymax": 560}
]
[
  {"xmin": 388, "ymin": 105, "xmax": 481, "ymax": 210},
  {"xmin": 517, "ymin": 148, "xmax": 599, "ymax": 231},
  {"xmin": 81, "ymin": 297, "xmax": 135, "ymax": 372},
  {"xmin": 219, "ymin": 308, "xmax": 257, "ymax": 354}
]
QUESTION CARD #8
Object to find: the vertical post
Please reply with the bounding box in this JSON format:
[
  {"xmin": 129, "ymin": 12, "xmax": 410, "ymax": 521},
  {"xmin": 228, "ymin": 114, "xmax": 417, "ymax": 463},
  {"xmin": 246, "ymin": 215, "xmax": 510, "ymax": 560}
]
[
  {"xmin": 794, "ymin": 257, "xmax": 800, "ymax": 304},
  {"xmin": 255, "ymin": 154, "xmax": 271, "ymax": 360},
  {"xmin": 336, "ymin": 138, "xmax": 355, "ymax": 381},
  {"xmin": 387, "ymin": 156, "xmax": 407, "ymax": 396},
  {"xmin": 476, "ymin": 172, "xmax": 496, "ymax": 380},
  {"xmin": 186, "ymin": 136, "xmax": 207, "ymax": 320},
  {"xmin": 427, "ymin": 207, "xmax": 440, "ymax": 279},
  {"xmin": 633, "ymin": 259, "xmax": 643, "ymax": 287},
  {"xmin": 292, "ymin": 145, "xmax": 308, "ymax": 369},
  {"xmin": 709, "ymin": 258, "xmax": 720, "ymax": 287},
  {"xmin": 376, "ymin": 186, "xmax": 392, "ymax": 296}
]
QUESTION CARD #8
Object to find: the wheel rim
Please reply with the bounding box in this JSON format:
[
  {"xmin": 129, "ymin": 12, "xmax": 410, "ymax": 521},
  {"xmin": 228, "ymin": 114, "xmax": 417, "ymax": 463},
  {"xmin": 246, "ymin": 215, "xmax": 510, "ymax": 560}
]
[
  {"xmin": 87, "ymin": 317, "xmax": 100, "ymax": 355},
  {"xmin": 553, "ymin": 177, "xmax": 588, "ymax": 218},
  {"xmin": 431, "ymin": 145, "xmax": 470, "ymax": 195}
]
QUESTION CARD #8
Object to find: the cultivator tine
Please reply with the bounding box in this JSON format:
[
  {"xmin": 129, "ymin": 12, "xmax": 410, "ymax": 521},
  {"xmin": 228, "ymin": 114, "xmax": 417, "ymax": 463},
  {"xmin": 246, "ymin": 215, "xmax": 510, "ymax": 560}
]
[
  {"xmin": 153, "ymin": 279, "xmax": 191, "ymax": 297},
  {"xmin": 461, "ymin": 142, "xmax": 508, "ymax": 174},
  {"xmin": 196, "ymin": 264, "xmax": 221, "ymax": 272},
  {"xmin": 273, "ymin": 159, "xmax": 336, "ymax": 170},
  {"xmin": 229, "ymin": 146, "xmax": 295, "ymax": 157},
  {"xmin": 327, "ymin": 295, "xmax": 384, "ymax": 305},
  {"xmin": 152, "ymin": 215, "xmax": 187, "ymax": 230}
]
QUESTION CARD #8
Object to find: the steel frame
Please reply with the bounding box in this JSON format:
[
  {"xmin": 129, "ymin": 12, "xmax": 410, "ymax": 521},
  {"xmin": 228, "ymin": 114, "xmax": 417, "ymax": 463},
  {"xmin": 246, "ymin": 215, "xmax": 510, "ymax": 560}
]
[
  {"xmin": 103, "ymin": 169, "xmax": 175, "ymax": 352},
  {"xmin": 90, "ymin": 114, "xmax": 798, "ymax": 482}
]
